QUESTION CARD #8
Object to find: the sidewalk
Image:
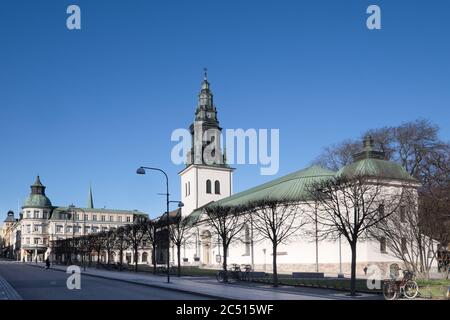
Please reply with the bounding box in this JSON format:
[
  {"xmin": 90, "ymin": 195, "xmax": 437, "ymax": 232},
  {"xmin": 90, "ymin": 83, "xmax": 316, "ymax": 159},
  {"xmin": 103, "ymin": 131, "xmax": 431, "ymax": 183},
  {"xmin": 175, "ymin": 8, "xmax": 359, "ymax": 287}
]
[{"xmin": 27, "ymin": 263, "xmax": 379, "ymax": 300}]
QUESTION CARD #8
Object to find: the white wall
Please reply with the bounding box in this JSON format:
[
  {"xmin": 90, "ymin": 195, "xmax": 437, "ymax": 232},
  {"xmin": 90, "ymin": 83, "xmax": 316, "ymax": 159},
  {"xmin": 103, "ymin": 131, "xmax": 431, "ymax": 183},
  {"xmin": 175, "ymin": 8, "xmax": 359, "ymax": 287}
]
[{"xmin": 180, "ymin": 164, "xmax": 233, "ymax": 217}]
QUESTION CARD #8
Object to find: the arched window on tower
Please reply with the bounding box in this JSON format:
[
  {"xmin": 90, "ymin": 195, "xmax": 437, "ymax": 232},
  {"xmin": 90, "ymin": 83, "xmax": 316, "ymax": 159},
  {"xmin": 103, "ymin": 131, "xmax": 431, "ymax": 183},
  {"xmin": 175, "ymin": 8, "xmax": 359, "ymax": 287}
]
[
  {"xmin": 214, "ymin": 180, "xmax": 220, "ymax": 194},
  {"xmin": 206, "ymin": 180, "xmax": 212, "ymax": 194}
]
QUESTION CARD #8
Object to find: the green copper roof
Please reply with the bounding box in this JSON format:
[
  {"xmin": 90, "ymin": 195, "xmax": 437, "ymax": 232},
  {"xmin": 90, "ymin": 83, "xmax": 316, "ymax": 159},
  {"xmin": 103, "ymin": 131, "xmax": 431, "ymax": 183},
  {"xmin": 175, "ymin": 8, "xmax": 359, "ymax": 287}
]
[
  {"xmin": 50, "ymin": 207, "xmax": 148, "ymax": 220},
  {"xmin": 337, "ymin": 158, "xmax": 417, "ymax": 182},
  {"xmin": 337, "ymin": 135, "xmax": 417, "ymax": 182},
  {"xmin": 185, "ymin": 165, "xmax": 336, "ymax": 226},
  {"xmin": 23, "ymin": 176, "xmax": 52, "ymax": 208},
  {"xmin": 23, "ymin": 194, "xmax": 52, "ymax": 208}
]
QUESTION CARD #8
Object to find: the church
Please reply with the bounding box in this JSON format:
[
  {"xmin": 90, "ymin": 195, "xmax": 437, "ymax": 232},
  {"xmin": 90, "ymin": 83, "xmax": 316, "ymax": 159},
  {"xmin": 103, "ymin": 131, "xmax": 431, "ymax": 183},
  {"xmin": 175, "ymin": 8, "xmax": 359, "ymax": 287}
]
[{"xmin": 175, "ymin": 73, "xmax": 420, "ymax": 276}]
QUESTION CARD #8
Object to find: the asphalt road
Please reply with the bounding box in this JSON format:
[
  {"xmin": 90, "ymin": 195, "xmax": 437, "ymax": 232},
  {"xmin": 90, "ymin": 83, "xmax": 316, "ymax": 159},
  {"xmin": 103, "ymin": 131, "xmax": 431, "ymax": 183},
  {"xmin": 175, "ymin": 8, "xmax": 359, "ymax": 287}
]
[{"xmin": 0, "ymin": 261, "xmax": 210, "ymax": 300}]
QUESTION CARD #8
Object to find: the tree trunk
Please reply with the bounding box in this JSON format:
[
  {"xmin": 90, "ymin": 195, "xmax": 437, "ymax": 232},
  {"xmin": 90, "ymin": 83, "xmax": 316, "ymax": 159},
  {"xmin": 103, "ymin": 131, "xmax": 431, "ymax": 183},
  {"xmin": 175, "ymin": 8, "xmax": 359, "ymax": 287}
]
[
  {"xmin": 223, "ymin": 241, "xmax": 228, "ymax": 283},
  {"xmin": 134, "ymin": 246, "xmax": 138, "ymax": 272},
  {"xmin": 350, "ymin": 242, "xmax": 357, "ymax": 296},
  {"xmin": 119, "ymin": 247, "xmax": 123, "ymax": 270},
  {"xmin": 272, "ymin": 243, "xmax": 278, "ymax": 287},
  {"xmin": 152, "ymin": 243, "xmax": 157, "ymax": 274},
  {"xmin": 177, "ymin": 244, "xmax": 181, "ymax": 277}
]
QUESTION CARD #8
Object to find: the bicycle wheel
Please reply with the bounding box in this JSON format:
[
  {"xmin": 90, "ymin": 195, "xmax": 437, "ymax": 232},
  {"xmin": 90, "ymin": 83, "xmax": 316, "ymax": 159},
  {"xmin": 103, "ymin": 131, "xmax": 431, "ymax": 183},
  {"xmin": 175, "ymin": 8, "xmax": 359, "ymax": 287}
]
[
  {"xmin": 383, "ymin": 281, "xmax": 398, "ymax": 300},
  {"xmin": 403, "ymin": 280, "xmax": 419, "ymax": 299},
  {"xmin": 216, "ymin": 271, "xmax": 226, "ymax": 283}
]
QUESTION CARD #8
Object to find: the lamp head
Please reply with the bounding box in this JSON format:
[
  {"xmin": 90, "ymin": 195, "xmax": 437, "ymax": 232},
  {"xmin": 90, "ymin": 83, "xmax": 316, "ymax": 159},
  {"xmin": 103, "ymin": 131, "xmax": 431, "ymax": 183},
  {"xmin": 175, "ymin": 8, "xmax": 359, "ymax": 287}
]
[{"xmin": 136, "ymin": 167, "xmax": 146, "ymax": 175}]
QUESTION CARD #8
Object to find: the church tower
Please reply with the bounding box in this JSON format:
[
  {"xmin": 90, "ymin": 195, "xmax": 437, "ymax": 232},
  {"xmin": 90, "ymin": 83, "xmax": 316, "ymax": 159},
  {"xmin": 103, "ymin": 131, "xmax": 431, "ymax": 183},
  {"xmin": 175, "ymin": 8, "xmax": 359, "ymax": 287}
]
[{"xmin": 179, "ymin": 71, "xmax": 234, "ymax": 217}]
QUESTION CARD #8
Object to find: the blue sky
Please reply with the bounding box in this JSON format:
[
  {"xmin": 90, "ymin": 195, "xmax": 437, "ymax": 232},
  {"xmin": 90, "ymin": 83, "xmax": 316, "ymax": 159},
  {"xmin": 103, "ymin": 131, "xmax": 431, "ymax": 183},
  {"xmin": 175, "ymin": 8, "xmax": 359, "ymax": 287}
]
[{"xmin": 0, "ymin": 0, "xmax": 449, "ymax": 220}]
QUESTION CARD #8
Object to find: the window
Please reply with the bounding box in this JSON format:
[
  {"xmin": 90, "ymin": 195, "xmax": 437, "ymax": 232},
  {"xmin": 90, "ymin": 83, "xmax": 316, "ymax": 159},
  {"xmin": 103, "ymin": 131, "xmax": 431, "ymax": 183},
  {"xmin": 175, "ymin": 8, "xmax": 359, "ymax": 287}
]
[
  {"xmin": 206, "ymin": 180, "xmax": 212, "ymax": 194},
  {"xmin": 380, "ymin": 237, "xmax": 387, "ymax": 253},
  {"xmin": 84, "ymin": 214, "xmax": 88, "ymax": 221},
  {"xmin": 214, "ymin": 180, "xmax": 220, "ymax": 194},
  {"xmin": 126, "ymin": 216, "xmax": 131, "ymax": 222},
  {"xmin": 92, "ymin": 215, "xmax": 97, "ymax": 221},
  {"xmin": 142, "ymin": 252, "xmax": 148, "ymax": 263},
  {"xmin": 34, "ymin": 211, "xmax": 39, "ymax": 219},
  {"xmin": 26, "ymin": 211, "xmax": 31, "ymax": 218},
  {"xmin": 56, "ymin": 225, "xmax": 63, "ymax": 233},
  {"xmin": 34, "ymin": 238, "xmax": 39, "ymax": 245},
  {"xmin": 43, "ymin": 238, "xmax": 47, "ymax": 245},
  {"xmin": 401, "ymin": 238, "xmax": 407, "ymax": 253},
  {"xmin": 92, "ymin": 227, "xmax": 99, "ymax": 233},
  {"xmin": 26, "ymin": 225, "xmax": 31, "ymax": 233},
  {"xmin": 66, "ymin": 226, "xmax": 72, "ymax": 233},
  {"xmin": 25, "ymin": 238, "xmax": 30, "ymax": 244},
  {"xmin": 84, "ymin": 226, "xmax": 91, "ymax": 234},
  {"xmin": 188, "ymin": 182, "xmax": 190, "ymax": 195},
  {"xmin": 101, "ymin": 215, "xmax": 106, "ymax": 222},
  {"xmin": 33, "ymin": 225, "xmax": 39, "ymax": 233},
  {"xmin": 118, "ymin": 216, "xmax": 123, "ymax": 222},
  {"xmin": 110, "ymin": 215, "xmax": 114, "ymax": 222},
  {"xmin": 400, "ymin": 206, "xmax": 406, "ymax": 223},
  {"xmin": 185, "ymin": 183, "xmax": 188, "ymax": 197},
  {"xmin": 101, "ymin": 227, "xmax": 107, "ymax": 232},
  {"xmin": 43, "ymin": 211, "xmax": 48, "ymax": 219},
  {"xmin": 76, "ymin": 214, "xmax": 80, "ymax": 221}
]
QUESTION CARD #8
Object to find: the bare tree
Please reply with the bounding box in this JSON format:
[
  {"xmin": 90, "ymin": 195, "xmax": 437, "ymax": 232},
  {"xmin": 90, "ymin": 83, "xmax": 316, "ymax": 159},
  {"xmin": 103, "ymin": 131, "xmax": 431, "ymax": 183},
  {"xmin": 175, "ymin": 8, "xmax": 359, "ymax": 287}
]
[
  {"xmin": 114, "ymin": 226, "xmax": 128, "ymax": 270},
  {"xmin": 90, "ymin": 232, "xmax": 105, "ymax": 268},
  {"xmin": 169, "ymin": 211, "xmax": 193, "ymax": 277},
  {"xmin": 142, "ymin": 220, "xmax": 158, "ymax": 274},
  {"xmin": 370, "ymin": 189, "xmax": 442, "ymax": 279},
  {"xmin": 123, "ymin": 222, "xmax": 146, "ymax": 272},
  {"xmin": 103, "ymin": 230, "xmax": 118, "ymax": 265},
  {"xmin": 314, "ymin": 139, "xmax": 360, "ymax": 171},
  {"xmin": 203, "ymin": 205, "xmax": 248, "ymax": 282},
  {"xmin": 307, "ymin": 175, "xmax": 407, "ymax": 296},
  {"xmin": 246, "ymin": 198, "xmax": 307, "ymax": 287}
]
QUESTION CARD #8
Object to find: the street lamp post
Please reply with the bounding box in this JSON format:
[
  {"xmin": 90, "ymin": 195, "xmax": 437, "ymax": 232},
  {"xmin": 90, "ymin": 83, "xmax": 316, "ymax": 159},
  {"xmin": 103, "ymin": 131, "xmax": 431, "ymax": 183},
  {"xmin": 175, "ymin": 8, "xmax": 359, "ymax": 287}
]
[
  {"xmin": 338, "ymin": 234, "xmax": 344, "ymax": 278},
  {"xmin": 68, "ymin": 204, "xmax": 76, "ymax": 264},
  {"xmin": 136, "ymin": 166, "xmax": 183, "ymax": 284}
]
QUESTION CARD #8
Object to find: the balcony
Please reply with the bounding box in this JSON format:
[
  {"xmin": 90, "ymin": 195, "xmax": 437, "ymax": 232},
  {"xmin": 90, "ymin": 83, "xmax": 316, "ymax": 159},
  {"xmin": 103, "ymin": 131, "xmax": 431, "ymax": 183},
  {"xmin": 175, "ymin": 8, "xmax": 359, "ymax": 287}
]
[{"xmin": 21, "ymin": 243, "xmax": 48, "ymax": 250}]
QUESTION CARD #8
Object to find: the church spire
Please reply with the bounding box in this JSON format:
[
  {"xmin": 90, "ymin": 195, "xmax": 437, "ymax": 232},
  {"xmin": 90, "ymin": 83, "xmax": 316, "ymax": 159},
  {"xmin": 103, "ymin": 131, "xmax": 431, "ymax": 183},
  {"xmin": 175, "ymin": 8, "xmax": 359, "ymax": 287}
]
[
  {"xmin": 196, "ymin": 68, "xmax": 216, "ymax": 121},
  {"xmin": 186, "ymin": 70, "xmax": 225, "ymax": 167},
  {"xmin": 87, "ymin": 185, "xmax": 94, "ymax": 209}
]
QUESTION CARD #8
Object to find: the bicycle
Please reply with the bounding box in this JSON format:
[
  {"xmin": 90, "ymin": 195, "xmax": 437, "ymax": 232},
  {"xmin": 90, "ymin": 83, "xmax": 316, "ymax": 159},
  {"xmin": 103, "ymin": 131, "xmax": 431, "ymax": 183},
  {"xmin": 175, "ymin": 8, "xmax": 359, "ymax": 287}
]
[
  {"xmin": 383, "ymin": 270, "xmax": 419, "ymax": 300},
  {"xmin": 216, "ymin": 264, "xmax": 244, "ymax": 283},
  {"xmin": 240, "ymin": 264, "xmax": 252, "ymax": 281}
]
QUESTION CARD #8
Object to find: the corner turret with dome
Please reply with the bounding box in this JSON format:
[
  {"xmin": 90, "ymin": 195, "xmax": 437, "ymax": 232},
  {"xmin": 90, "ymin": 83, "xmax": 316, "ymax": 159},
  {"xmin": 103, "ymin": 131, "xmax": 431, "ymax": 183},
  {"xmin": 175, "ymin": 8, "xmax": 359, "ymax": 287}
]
[{"xmin": 23, "ymin": 175, "xmax": 53, "ymax": 209}]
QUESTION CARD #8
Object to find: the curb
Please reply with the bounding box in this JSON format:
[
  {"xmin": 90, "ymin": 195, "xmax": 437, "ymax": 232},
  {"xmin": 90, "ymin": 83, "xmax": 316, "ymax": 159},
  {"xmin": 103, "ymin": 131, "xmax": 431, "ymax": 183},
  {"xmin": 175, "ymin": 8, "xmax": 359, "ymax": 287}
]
[{"xmin": 25, "ymin": 263, "xmax": 230, "ymax": 300}]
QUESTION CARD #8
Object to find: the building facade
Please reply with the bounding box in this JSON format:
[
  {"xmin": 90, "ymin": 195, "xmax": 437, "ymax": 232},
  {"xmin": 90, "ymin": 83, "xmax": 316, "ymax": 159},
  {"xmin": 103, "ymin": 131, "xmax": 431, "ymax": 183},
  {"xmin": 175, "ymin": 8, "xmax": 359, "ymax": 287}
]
[
  {"xmin": 1, "ymin": 211, "xmax": 20, "ymax": 259},
  {"xmin": 174, "ymin": 75, "xmax": 428, "ymax": 276},
  {"xmin": 10, "ymin": 176, "xmax": 149, "ymax": 263}
]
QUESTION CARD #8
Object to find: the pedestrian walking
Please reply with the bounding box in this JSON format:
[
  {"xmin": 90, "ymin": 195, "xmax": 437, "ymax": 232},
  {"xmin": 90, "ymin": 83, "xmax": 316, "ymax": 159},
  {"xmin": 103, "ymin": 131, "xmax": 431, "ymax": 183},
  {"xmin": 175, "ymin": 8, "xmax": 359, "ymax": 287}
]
[{"xmin": 45, "ymin": 257, "xmax": 50, "ymax": 269}]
